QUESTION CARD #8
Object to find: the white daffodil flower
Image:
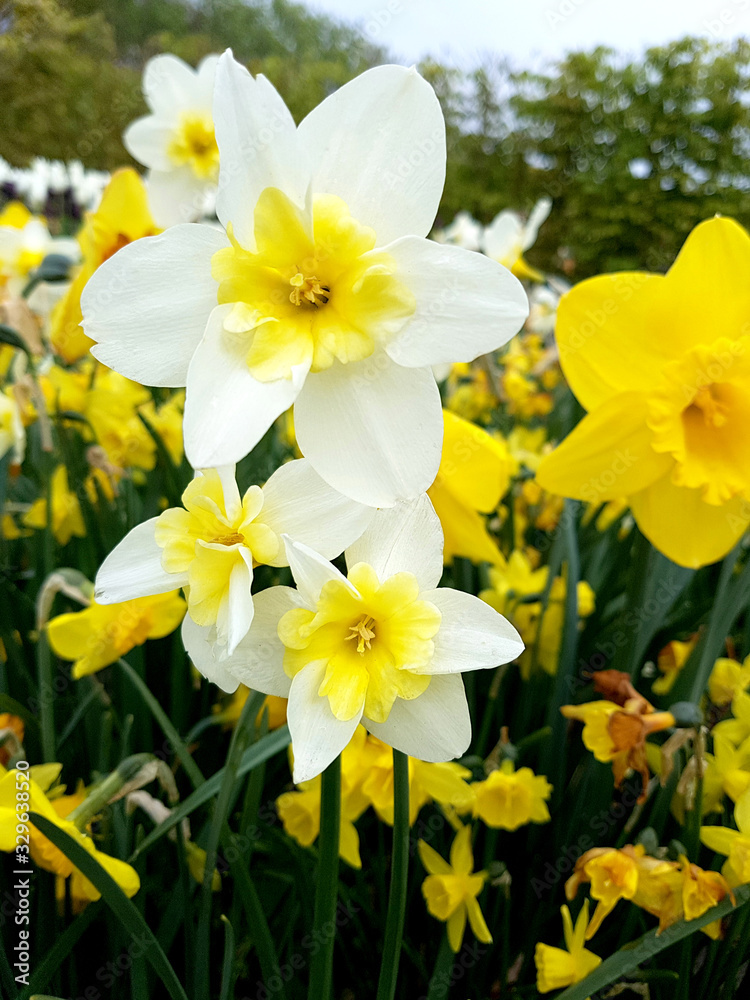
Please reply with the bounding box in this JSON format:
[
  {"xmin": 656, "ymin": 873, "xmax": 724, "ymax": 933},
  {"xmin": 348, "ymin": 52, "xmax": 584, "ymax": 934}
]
[
  {"xmin": 184, "ymin": 494, "xmax": 524, "ymax": 782},
  {"xmin": 94, "ymin": 458, "xmax": 373, "ymax": 681},
  {"xmin": 482, "ymin": 197, "xmax": 552, "ymax": 280},
  {"xmin": 123, "ymin": 53, "xmax": 220, "ymax": 226},
  {"xmin": 437, "ymin": 210, "xmax": 483, "ymax": 251},
  {"xmin": 81, "ymin": 51, "xmax": 529, "ymax": 507}
]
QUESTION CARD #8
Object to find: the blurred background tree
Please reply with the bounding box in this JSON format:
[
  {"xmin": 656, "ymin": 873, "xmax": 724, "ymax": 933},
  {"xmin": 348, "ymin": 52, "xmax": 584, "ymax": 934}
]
[{"xmin": 2, "ymin": 0, "xmax": 750, "ymax": 276}]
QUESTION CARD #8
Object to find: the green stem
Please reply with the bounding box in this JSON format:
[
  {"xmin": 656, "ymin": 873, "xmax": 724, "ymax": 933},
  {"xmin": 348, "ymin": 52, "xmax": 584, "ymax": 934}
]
[
  {"xmin": 426, "ymin": 932, "xmax": 454, "ymax": 1000},
  {"xmin": 36, "ymin": 630, "xmax": 56, "ymax": 762},
  {"xmin": 376, "ymin": 748, "xmax": 410, "ymax": 1000},
  {"xmin": 307, "ymin": 754, "xmax": 342, "ymax": 1000}
]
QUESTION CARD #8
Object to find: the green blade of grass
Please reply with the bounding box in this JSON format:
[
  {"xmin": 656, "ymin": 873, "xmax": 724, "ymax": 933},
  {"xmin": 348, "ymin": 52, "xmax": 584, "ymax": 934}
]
[
  {"xmin": 27, "ymin": 813, "xmax": 189, "ymax": 1000},
  {"xmin": 194, "ymin": 689, "xmax": 265, "ymax": 997},
  {"xmin": 116, "ymin": 657, "xmax": 205, "ymax": 789},
  {"xmin": 556, "ymin": 884, "xmax": 750, "ymax": 1000},
  {"xmin": 219, "ymin": 915, "xmax": 236, "ymax": 1000}
]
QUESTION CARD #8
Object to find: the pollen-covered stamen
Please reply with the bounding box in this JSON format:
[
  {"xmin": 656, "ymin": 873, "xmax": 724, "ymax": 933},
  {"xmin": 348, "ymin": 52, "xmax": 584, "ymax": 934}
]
[
  {"xmin": 289, "ymin": 270, "xmax": 330, "ymax": 308},
  {"xmin": 345, "ymin": 615, "xmax": 376, "ymax": 654},
  {"xmin": 211, "ymin": 532, "xmax": 245, "ymax": 546},
  {"xmin": 689, "ymin": 384, "xmax": 729, "ymax": 428}
]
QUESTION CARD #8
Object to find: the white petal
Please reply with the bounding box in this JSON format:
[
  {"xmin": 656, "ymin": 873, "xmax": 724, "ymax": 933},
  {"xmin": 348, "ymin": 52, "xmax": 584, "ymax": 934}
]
[
  {"xmin": 298, "ymin": 65, "xmax": 445, "ymax": 244},
  {"xmin": 294, "ymin": 353, "xmax": 442, "ymax": 507},
  {"xmin": 82, "ymin": 224, "xmax": 226, "ymax": 386},
  {"xmin": 95, "ymin": 518, "xmax": 186, "ymax": 603},
  {"xmin": 288, "ymin": 660, "xmax": 362, "ymax": 783},
  {"xmin": 181, "ymin": 614, "xmax": 240, "ymax": 693},
  {"xmin": 522, "ymin": 197, "xmax": 553, "ymax": 251},
  {"xmin": 259, "ymin": 459, "xmax": 374, "ymax": 567},
  {"xmin": 123, "ymin": 116, "xmax": 174, "ymax": 172},
  {"xmin": 282, "ymin": 537, "xmax": 354, "ymax": 607},
  {"xmin": 224, "ymin": 586, "xmax": 303, "ymax": 695},
  {"xmin": 345, "ymin": 494, "xmax": 443, "ymax": 590},
  {"xmin": 213, "ymin": 52, "xmax": 304, "ymax": 248},
  {"xmin": 220, "ymin": 548, "xmax": 254, "ymax": 655},
  {"xmin": 383, "ymin": 237, "xmax": 529, "ymax": 368},
  {"xmin": 364, "ymin": 673, "xmax": 470, "ymax": 761},
  {"xmin": 143, "ymin": 54, "xmax": 202, "ymax": 117},
  {"xmin": 146, "ymin": 166, "xmax": 212, "ymax": 227},
  {"xmin": 183, "ymin": 305, "xmax": 307, "ymax": 469},
  {"xmin": 418, "ymin": 588, "xmax": 524, "ymax": 674},
  {"xmin": 482, "ymin": 211, "xmax": 522, "ymax": 262}
]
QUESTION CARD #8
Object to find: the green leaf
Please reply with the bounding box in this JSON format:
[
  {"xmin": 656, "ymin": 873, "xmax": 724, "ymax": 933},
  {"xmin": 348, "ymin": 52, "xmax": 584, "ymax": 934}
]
[
  {"xmin": 219, "ymin": 915, "xmax": 236, "ymax": 1000},
  {"xmin": 556, "ymin": 884, "xmax": 750, "ymax": 1000},
  {"xmin": 195, "ymin": 690, "xmax": 265, "ymax": 997},
  {"xmin": 0, "ymin": 322, "xmax": 31, "ymax": 355},
  {"xmin": 0, "ymin": 693, "xmax": 41, "ymax": 732},
  {"xmin": 27, "ymin": 813, "xmax": 189, "ymax": 1000},
  {"xmin": 116, "ymin": 658, "xmax": 205, "ymax": 790},
  {"xmin": 129, "ymin": 725, "xmax": 291, "ymax": 860}
]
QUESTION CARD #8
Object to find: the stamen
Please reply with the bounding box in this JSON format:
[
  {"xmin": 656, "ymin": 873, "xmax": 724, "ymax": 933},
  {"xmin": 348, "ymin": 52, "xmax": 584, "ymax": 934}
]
[
  {"xmin": 691, "ymin": 385, "xmax": 728, "ymax": 428},
  {"xmin": 289, "ymin": 270, "xmax": 330, "ymax": 308},
  {"xmin": 345, "ymin": 615, "xmax": 376, "ymax": 654},
  {"xmin": 211, "ymin": 532, "xmax": 245, "ymax": 546}
]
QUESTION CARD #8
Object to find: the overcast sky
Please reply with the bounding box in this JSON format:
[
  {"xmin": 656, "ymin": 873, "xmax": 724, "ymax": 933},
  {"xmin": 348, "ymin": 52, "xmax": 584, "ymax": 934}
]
[{"xmin": 306, "ymin": 0, "xmax": 750, "ymax": 67}]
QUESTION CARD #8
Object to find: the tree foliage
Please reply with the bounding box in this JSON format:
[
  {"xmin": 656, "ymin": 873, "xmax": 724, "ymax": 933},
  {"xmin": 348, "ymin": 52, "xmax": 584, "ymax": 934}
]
[{"xmin": 3, "ymin": 2, "xmax": 750, "ymax": 276}]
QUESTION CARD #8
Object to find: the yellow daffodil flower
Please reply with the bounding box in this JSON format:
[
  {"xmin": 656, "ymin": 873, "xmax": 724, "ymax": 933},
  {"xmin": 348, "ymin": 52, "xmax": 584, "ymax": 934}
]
[
  {"xmin": 470, "ymin": 759, "xmax": 551, "ymax": 831},
  {"xmin": 23, "ymin": 465, "xmax": 86, "ymax": 545},
  {"xmin": 47, "ymin": 592, "xmax": 186, "ymax": 678},
  {"xmin": 427, "ymin": 409, "xmax": 511, "ymax": 566},
  {"xmin": 537, "ymin": 217, "xmax": 750, "ymax": 569},
  {"xmin": 418, "ymin": 825, "xmax": 492, "ymax": 952},
  {"xmin": 709, "ymin": 655, "xmax": 750, "ymax": 707},
  {"xmin": 652, "ymin": 637, "xmax": 698, "ymax": 696},
  {"xmin": 701, "ymin": 788, "xmax": 750, "ymax": 885},
  {"xmin": 0, "ymin": 769, "xmax": 139, "ymax": 902},
  {"xmin": 714, "ymin": 690, "xmax": 750, "ymax": 746},
  {"xmin": 0, "ymin": 713, "xmax": 24, "ymax": 766},
  {"xmin": 535, "ymin": 900, "xmax": 601, "ymax": 993},
  {"xmin": 561, "ymin": 697, "xmax": 675, "ymax": 802},
  {"xmin": 51, "ymin": 168, "xmax": 160, "ymax": 362}
]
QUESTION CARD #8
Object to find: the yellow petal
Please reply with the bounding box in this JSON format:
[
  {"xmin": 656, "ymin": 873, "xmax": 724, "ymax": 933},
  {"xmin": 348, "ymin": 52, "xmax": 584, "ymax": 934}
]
[
  {"xmin": 438, "ymin": 409, "xmax": 511, "ymax": 512},
  {"xmin": 536, "ymin": 392, "xmax": 672, "ymax": 503},
  {"xmin": 629, "ymin": 473, "xmax": 750, "ymax": 569}
]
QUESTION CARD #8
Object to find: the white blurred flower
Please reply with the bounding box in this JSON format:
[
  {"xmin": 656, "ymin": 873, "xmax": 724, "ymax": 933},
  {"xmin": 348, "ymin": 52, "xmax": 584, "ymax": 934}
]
[
  {"xmin": 482, "ymin": 197, "xmax": 552, "ymax": 281},
  {"xmin": 437, "ymin": 211, "xmax": 483, "ymax": 251},
  {"xmin": 526, "ymin": 279, "xmax": 569, "ymax": 337},
  {"xmin": 82, "ymin": 52, "xmax": 528, "ymax": 507},
  {"xmin": 123, "ymin": 54, "xmax": 220, "ymax": 227}
]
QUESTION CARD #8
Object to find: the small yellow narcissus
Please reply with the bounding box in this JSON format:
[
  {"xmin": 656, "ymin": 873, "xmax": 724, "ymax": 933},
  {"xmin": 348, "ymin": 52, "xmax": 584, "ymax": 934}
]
[
  {"xmin": 470, "ymin": 759, "xmax": 552, "ymax": 831},
  {"xmin": 708, "ymin": 655, "xmax": 750, "ymax": 707},
  {"xmin": 701, "ymin": 788, "xmax": 750, "ymax": 886},
  {"xmin": 535, "ymin": 900, "xmax": 601, "ymax": 993},
  {"xmin": 418, "ymin": 825, "xmax": 492, "ymax": 952},
  {"xmin": 47, "ymin": 592, "xmax": 186, "ymax": 678},
  {"xmin": 23, "ymin": 465, "xmax": 86, "ymax": 546}
]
